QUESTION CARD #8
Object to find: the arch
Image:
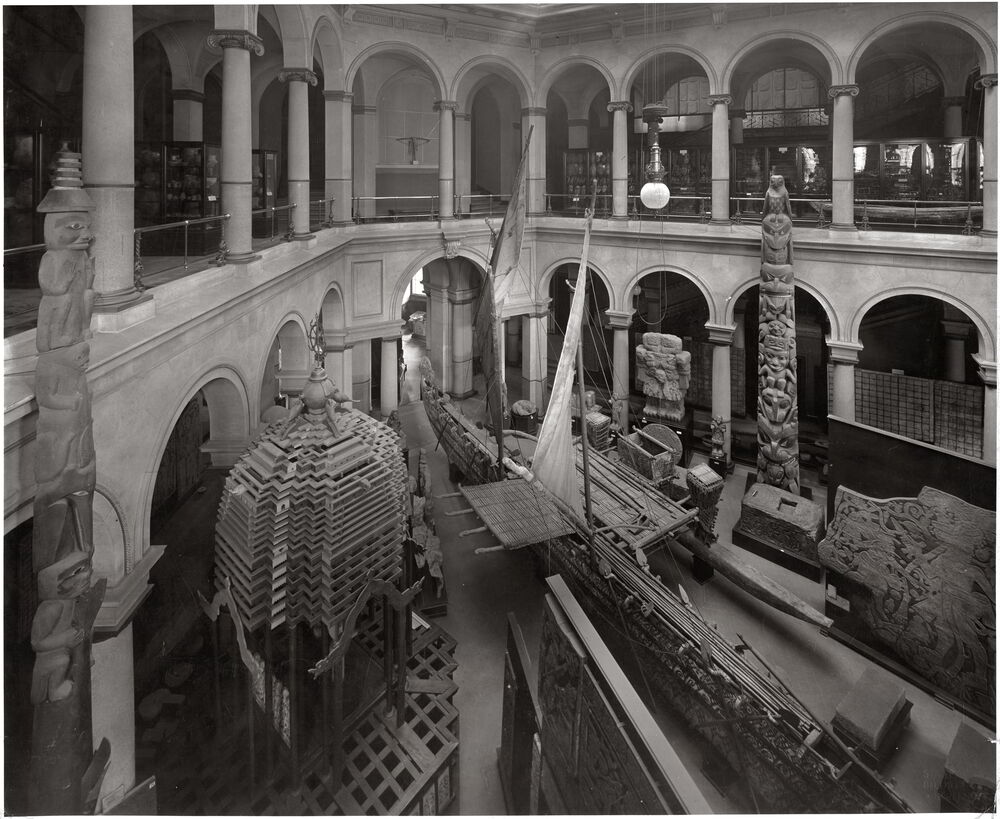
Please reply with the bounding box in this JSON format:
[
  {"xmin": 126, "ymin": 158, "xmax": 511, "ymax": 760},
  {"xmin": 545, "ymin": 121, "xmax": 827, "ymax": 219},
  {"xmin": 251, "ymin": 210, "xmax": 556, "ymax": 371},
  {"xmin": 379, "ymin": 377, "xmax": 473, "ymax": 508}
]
[
  {"xmin": 268, "ymin": 4, "xmax": 311, "ymax": 65},
  {"xmin": 721, "ymin": 30, "xmax": 843, "ymax": 93},
  {"xmin": 345, "ymin": 41, "xmax": 447, "ymax": 102},
  {"xmin": 91, "ymin": 485, "xmax": 131, "ymax": 579},
  {"xmin": 452, "ymin": 55, "xmax": 532, "ymax": 111},
  {"xmin": 725, "ymin": 276, "xmax": 841, "ymax": 340},
  {"xmin": 137, "ymin": 365, "xmax": 251, "ymax": 557},
  {"xmin": 388, "ymin": 247, "xmax": 490, "ymax": 321},
  {"xmin": 320, "ymin": 282, "xmax": 347, "ymax": 332},
  {"xmin": 538, "ymin": 257, "xmax": 616, "ymax": 311},
  {"xmin": 621, "ymin": 45, "xmax": 718, "ymax": 98},
  {"xmin": 846, "ymin": 11, "xmax": 997, "ymax": 84},
  {"xmin": 535, "ymin": 56, "xmax": 616, "ymax": 106},
  {"xmin": 622, "ymin": 263, "xmax": 717, "ymax": 325},
  {"xmin": 257, "ymin": 313, "xmax": 312, "ymax": 412},
  {"xmin": 849, "ymin": 287, "xmax": 995, "ymax": 361},
  {"xmin": 311, "ymin": 13, "xmax": 345, "ymax": 88}
]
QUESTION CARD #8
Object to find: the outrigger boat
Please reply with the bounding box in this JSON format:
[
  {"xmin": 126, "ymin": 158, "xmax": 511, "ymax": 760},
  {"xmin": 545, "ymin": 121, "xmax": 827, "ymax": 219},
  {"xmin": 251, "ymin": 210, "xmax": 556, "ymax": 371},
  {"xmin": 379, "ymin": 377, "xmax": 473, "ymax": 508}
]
[{"xmin": 420, "ymin": 142, "xmax": 911, "ymax": 812}]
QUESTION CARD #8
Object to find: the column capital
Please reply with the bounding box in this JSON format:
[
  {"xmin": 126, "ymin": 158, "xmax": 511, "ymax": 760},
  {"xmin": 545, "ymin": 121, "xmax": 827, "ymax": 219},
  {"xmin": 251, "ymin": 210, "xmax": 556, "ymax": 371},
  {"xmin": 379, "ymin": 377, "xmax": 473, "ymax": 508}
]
[
  {"xmin": 704, "ymin": 323, "xmax": 736, "ymax": 345},
  {"xmin": 607, "ymin": 100, "xmax": 633, "ymax": 114},
  {"xmin": 353, "ymin": 104, "xmax": 377, "ymax": 116},
  {"xmin": 207, "ymin": 30, "xmax": 264, "ymax": 56},
  {"xmin": 826, "ymin": 338, "xmax": 863, "ymax": 364},
  {"xmin": 279, "ymin": 67, "xmax": 318, "ymax": 86},
  {"xmin": 708, "ymin": 94, "xmax": 733, "ymax": 107},
  {"xmin": 381, "ymin": 334, "xmax": 403, "ymax": 344},
  {"xmin": 975, "ymin": 74, "xmax": 999, "ymax": 90},
  {"xmin": 172, "ymin": 89, "xmax": 205, "ymax": 103},
  {"xmin": 973, "ymin": 354, "xmax": 997, "ymax": 386},
  {"xmin": 434, "ymin": 100, "xmax": 459, "ymax": 112},
  {"xmin": 604, "ymin": 308, "xmax": 635, "ymax": 329},
  {"xmin": 525, "ymin": 298, "xmax": 552, "ymax": 319},
  {"xmin": 324, "ymin": 90, "xmax": 353, "ymax": 103},
  {"xmin": 827, "ymin": 84, "xmax": 860, "ymax": 99},
  {"xmin": 521, "ymin": 107, "xmax": 548, "ymax": 118}
]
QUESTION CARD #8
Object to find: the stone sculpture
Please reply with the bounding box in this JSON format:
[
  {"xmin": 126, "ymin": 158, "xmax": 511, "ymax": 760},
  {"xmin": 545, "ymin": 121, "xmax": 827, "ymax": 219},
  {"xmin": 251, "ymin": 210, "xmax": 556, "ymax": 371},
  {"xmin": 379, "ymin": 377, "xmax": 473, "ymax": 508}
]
[
  {"xmin": 636, "ymin": 332, "xmax": 691, "ymax": 421},
  {"xmin": 757, "ymin": 175, "xmax": 799, "ymax": 494},
  {"xmin": 818, "ymin": 485, "xmax": 995, "ymax": 720},
  {"xmin": 29, "ymin": 146, "xmax": 108, "ymax": 814}
]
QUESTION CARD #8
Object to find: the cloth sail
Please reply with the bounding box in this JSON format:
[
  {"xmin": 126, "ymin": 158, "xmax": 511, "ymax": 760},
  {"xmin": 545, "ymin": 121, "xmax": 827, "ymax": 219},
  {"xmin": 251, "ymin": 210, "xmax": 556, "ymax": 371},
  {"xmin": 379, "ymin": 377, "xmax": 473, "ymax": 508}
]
[
  {"xmin": 530, "ymin": 205, "xmax": 596, "ymax": 522},
  {"xmin": 473, "ymin": 127, "xmax": 532, "ymax": 456}
]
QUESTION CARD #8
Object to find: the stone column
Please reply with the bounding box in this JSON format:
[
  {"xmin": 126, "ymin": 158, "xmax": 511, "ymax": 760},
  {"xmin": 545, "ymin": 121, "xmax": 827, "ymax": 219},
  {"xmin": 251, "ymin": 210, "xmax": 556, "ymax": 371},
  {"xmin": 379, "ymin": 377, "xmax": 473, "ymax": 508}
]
[
  {"xmin": 941, "ymin": 96, "xmax": 965, "ymax": 139},
  {"xmin": 828, "ymin": 85, "xmax": 860, "ymax": 231},
  {"xmin": 730, "ymin": 108, "xmax": 745, "ymax": 145},
  {"xmin": 827, "ymin": 340, "xmax": 862, "ymax": 421},
  {"xmin": 522, "ymin": 304, "xmax": 550, "ymax": 411},
  {"xmin": 91, "ymin": 625, "xmax": 135, "ymax": 811},
  {"xmin": 605, "ymin": 309, "xmax": 635, "ymax": 435},
  {"xmin": 172, "ymin": 89, "xmax": 205, "ymax": 142},
  {"xmin": 706, "ymin": 323, "xmax": 736, "ymax": 464},
  {"xmin": 323, "ymin": 331, "xmax": 348, "ymax": 397},
  {"xmin": 352, "ymin": 340, "xmax": 372, "ymax": 413},
  {"xmin": 941, "ymin": 317, "xmax": 971, "ymax": 382},
  {"xmin": 424, "ymin": 280, "xmax": 453, "ymax": 390},
  {"xmin": 325, "ymin": 91, "xmax": 354, "ymax": 226},
  {"xmin": 523, "ymin": 108, "xmax": 547, "ymax": 215},
  {"xmin": 435, "ymin": 100, "xmax": 457, "ymax": 220},
  {"xmin": 974, "ymin": 355, "xmax": 996, "ymax": 464},
  {"xmin": 280, "ymin": 68, "xmax": 318, "ymax": 240},
  {"xmin": 208, "ymin": 29, "xmax": 264, "ymax": 262},
  {"xmin": 456, "ymin": 112, "xmax": 472, "ymax": 215},
  {"xmin": 708, "ymin": 95, "xmax": 733, "ymax": 225},
  {"xmin": 450, "ymin": 287, "xmax": 477, "ymax": 398},
  {"xmin": 607, "ymin": 101, "xmax": 632, "ymax": 219},
  {"xmin": 353, "ymin": 103, "xmax": 377, "ymax": 221},
  {"xmin": 380, "ymin": 337, "xmax": 400, "ymax": 414},
  {"xmin": 83, "ymin": 5, "xmax": 145, "ymax": 322},
  {"xmin": 976, "ymin": 75, "xmax": 997, "ymax": 237},
  {"xmin": 341, "ymin": 342, "xmax": 354, "ymax": 408}
]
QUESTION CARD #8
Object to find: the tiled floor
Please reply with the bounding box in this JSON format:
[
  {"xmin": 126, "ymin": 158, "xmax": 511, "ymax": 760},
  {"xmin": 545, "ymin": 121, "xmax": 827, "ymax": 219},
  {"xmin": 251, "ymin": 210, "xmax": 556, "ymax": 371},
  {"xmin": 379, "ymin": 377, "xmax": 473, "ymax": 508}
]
[{"xmin": 134, "ymin": 331, "xmax": 987, "ymax": 815}]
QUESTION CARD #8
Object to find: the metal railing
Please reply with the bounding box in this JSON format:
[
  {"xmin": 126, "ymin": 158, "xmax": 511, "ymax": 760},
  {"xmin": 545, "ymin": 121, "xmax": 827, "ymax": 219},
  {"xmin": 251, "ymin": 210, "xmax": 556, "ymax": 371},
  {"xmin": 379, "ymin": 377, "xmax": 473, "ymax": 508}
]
[
  {"xmin": 351, "ymin": 195, "xmax": 439, "ymax": 223},
  {"xmin": 309, "ymin": 198, "xmax": 335, "ymax": 230},
  {"xmin": 853, "ymin": 198, "xmax": 982, "ymax": 234},
  {"xmin": 545, "ymin": 193, "xmax": 614, "ymax": 217},
  {"xmin": 252, "ymin": 203, "xmax": 297, "ymax": 242},
  {"xmin": 133, "ymin": 213, "xmax": 231, "ymax": 291},
  {"xmin": 453, "ymin": 193, "xmax": 507, "ymax": 218},
  {"xmin": 729, "ymin": 196, "xmax": 832, "ymax": 228}
]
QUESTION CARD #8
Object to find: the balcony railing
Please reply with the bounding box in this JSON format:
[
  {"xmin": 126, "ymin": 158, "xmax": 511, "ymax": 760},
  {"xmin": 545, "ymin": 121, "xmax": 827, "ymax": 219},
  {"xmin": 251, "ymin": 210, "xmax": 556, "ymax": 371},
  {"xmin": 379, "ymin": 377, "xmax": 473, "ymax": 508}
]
[
  {"xmin": 453, "ymin": 193, "xmax": 507, "ymax": 219},
  {"xmin": 252, "ymin": 203, "xmax": 297, "ymax": 243},
  {"xmin": 309, "ymin": 198, "xmax": 335, "ymax": 230},
  {"xmin": 134, "ymin": 213, "xmax": 231, "ymax": 291},
  {"xmin": 729, "ymin": 196, "xmax": 832, "ymax": 228},
  {"xmin": 352, "ymin": 195, "xmax": 438, "ymax": 223}
]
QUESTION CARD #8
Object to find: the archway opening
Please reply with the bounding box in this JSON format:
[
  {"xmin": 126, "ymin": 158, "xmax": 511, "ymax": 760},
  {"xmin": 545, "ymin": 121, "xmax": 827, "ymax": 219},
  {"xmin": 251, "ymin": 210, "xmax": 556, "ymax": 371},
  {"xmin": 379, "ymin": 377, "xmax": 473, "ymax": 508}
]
[
  {"xmin": 260, "ymin": 320, "xmax": 310, "ymax": 424},
  {"xmin": 547, "ymin": 264, "xmax": 611, "ymax": 392}
]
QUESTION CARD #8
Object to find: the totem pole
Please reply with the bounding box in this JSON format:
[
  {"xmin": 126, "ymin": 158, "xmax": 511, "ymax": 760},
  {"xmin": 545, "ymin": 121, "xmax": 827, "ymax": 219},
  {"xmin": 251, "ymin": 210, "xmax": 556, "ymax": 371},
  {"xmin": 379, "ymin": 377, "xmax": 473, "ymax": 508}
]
[
  {"xmin": 29, "ymin": 146, "xmax": 109, "ymax": 814},
  {"xmin": 757, "ymin": 175, "xmax": 800, "ymax": 494}
]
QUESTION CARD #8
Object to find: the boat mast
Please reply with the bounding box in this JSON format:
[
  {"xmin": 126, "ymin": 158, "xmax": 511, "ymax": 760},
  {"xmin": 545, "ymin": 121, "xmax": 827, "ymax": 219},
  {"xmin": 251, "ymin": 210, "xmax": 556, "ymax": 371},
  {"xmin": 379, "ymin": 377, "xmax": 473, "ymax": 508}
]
[{"xmin": 575, "ymin": 189, "xmax": 597, "ymax": 561}]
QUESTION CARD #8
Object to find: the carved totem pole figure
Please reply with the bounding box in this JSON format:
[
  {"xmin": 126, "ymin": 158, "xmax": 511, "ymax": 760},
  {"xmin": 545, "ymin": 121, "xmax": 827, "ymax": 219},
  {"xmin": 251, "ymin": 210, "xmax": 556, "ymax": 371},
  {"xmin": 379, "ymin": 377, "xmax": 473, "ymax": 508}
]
[
  {"xmin": 636, "ymin": 332, "xmax": 691, "ymax": 421},
  {"xmin": 29, "ymin": 146, "xmax": 108, "ymax": 814},
  {"xmin": 757, "ymin": 175, "xmax": 800, "ymax": 494}
]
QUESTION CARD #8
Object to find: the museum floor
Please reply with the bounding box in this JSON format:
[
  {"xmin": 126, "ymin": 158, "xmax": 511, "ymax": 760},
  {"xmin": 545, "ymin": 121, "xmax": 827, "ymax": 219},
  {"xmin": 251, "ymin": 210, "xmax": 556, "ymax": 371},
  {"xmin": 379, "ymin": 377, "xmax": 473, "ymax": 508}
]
[{"xmin": 134, "ymin": 333, "xmax": 987, "ymax": 815}]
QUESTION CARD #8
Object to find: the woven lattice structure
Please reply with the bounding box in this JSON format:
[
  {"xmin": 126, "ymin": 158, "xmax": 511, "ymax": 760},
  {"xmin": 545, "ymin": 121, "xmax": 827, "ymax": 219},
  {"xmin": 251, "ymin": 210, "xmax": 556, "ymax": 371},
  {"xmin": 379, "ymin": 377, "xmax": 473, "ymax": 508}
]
[{"xmin": 214, "ymin": 388, "xmax": 407, "ymax": 633}]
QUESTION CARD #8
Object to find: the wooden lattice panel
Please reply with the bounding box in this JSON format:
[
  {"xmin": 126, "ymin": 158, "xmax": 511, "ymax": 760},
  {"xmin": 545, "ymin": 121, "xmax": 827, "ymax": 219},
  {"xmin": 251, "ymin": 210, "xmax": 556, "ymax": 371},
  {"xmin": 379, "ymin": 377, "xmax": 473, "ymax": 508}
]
[{"xmin": 214, "ymin": 409, "xmax": 408, "ymax": 632}]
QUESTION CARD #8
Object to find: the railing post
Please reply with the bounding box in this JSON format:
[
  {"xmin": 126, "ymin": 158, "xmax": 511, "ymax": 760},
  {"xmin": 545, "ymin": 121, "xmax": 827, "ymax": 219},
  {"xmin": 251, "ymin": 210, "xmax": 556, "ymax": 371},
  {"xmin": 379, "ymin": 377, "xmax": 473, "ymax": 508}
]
[
  {"xmin": 963, "ymin": 201, "xmax": 975, "ymax": 236},
  {"xmin": 133, "ymin": 230, "xmax": 145, "ymax": 292},
  {"xmin": 860, "ymin": 201, "xmax": 870, "ymax": 231},
  {"xmin": 285, "ymin": 204, "xmax": 296, "ymax": 241},
  {"xmin": 183, "ymin": 220, "xmax": 190, "ymax": 270},
  {"xmin": 215, "ymin": 214, "xmax": 230, "ymax": 266},
  {"xmin": 731, "ymin": 198, "xmax": 743, "ymax": 225}
]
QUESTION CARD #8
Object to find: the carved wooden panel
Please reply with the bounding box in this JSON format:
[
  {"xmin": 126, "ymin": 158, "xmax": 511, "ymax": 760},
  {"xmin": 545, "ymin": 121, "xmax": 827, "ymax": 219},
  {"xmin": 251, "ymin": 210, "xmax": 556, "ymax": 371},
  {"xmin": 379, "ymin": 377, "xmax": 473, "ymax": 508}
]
[
  {"xmin": 352, "ymin": 259, "xmax": 383, "ymax": 318},
  {"xmin": 498, "ymin": 614, "xmax": 540, "ymax": 815},
  {"xmin": 538, "ymin": 594, "xmax": 586, "ymax": 784},
  {"xmin": 818, "ymin": 485, "xmax": 995, "ymax": 718}
]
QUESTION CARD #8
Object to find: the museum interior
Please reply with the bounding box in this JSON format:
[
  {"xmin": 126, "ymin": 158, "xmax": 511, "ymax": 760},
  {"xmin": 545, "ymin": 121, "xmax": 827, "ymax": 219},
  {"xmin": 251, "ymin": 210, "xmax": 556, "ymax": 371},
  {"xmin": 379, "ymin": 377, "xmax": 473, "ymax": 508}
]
[{"xmin": 3, "ymin": 2, "xmax": 997, "ymax": 815}]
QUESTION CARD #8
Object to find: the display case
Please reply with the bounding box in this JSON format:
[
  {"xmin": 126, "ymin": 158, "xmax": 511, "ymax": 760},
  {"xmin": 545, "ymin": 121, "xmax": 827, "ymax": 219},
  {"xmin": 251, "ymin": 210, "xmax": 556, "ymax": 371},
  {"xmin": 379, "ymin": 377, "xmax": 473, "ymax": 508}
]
[
  {"xmin": 135, "ymin": 141, "xmax": 222, "ymax": 254},
  {"xmin": 252, "ymin": 149, "xmax": 279, "ymax": 236},
  {"xmin": 561, "ymin": 149, "xmax": 611, "ymax": 211},
  {"xmin": 665, "ymin": 146, "xmax": 709, "ymax": 214},
  {"xmin": 853, "ymin": 139, "xmax": 978, "ymax": 202}
]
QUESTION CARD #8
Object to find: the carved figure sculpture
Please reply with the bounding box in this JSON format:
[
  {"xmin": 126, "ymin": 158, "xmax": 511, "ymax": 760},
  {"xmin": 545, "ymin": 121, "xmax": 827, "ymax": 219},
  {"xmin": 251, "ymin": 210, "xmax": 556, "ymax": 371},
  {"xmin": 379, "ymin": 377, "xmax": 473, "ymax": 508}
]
[
  {"xmin": 757, "ymin": 175, "xmax": 799, "ymax": 493},
  {"xmin": 636, "ymin": 333, "xmax": 691, "ymax": 421},
  {"xmin": 30, "ymin": 552, "xmax": 92, "ymax": 704},
  {"xmin": 710, "ymin": 415, "xmax": 726, "ymax": 461},
  {"xmin": 36, "ymin": 211, "xmax": 95, "ymax": 353}
]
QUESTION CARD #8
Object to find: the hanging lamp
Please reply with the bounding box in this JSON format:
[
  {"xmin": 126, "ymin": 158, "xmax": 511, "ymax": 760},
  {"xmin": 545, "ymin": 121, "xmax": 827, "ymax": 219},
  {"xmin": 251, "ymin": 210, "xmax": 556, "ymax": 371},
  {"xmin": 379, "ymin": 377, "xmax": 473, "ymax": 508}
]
[{"xmin": 640, "ymin": 104, "xmax": 671, "ymax": 210}]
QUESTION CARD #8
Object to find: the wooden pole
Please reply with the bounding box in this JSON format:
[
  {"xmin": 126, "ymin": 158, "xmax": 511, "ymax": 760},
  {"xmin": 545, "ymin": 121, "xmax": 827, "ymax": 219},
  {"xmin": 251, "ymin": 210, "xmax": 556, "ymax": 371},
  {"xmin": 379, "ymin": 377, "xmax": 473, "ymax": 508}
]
[
  {"xmin": 247, "ymin": 659, "xmax": 256, "ymax": 798},
  {"xmin": 321, "ymin": 628, "xmax": 330, "ymax": 758},
  {"xmin": 332, "ymin": 656, "xmax": 345, "ymax": 787},
  {"xmin": 212, "ymin": 616, "xmax": 222, "ymax": 740}
]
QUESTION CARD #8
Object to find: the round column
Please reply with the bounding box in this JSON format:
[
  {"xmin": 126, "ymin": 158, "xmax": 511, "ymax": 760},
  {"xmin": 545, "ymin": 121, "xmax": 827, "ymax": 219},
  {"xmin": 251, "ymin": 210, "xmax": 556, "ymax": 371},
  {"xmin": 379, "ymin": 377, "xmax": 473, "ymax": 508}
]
[
  {"xmin": 706, "ymin": 324, "xmax": 736, "ymax": 464},
  {"xmin": 323, "ymin": 331, "xmax": 348, "ymax": 397},
  {"xmin": 941, "ymin": 96, "xmax": 965, "ymax": 139},
  {"xmin": 280, "ymin": 68, "xmax": 318, "ymax": 239},
  {"xmin": 522, "ymin": 108, "xmax": 547, "ymax": 215},
  {"xmin": 423, "ymin": 278, "xmax": 453, "ymax": 390},
  {"xmin": 505, "ymin": 315, "xmax": 521, "ymax": 365},
  {"xmin": 352, "ymin": 340, "xmax": 372, "ymax": 413},
  {"xmin": 522, "ymin": 303, "xmax": 550, "ymax": 412},
  {"xmin": 976, "ymin": 75, "xmax": 997, "ymax": 237},
  {"xmin": 380, "ymin": 337, "xmax": 400, "ymax": 414},
  {"xmin": 208, "ymin": 30, "xmax": 264, "ymax": 262},
  {"xmin": 827, "ymin": 340, "xmax": 863, "ymax": 421},
  {"xmin": 708, "ymin": 95, "xmax": 733, "ymax": 225},
  {"xmin": 449, "ymin": 288, "xmax": 477, "ymax": 398},
  {"xmin": 172, "ymin": 89, "xmax": 205, "ymax": 142},
  {"xmin": 456, "ymin": 112, "xmax": 472, "ymax": 215},
  {"xmin": 435, "ymin": 100, "xmax": 457, "ymax": 220},
  {"xmin": 324, "ymin": 91, "xmax": 354, "ymax": 226},
  {"xmin": 83, "ymin": 5, "xmax": 140, "ymax": 310},
  {"xmin": 605, "ymin": 309, "xmax": 635, "ymax": 435},
  {"xmin": 607, "ymin": 101, "xmax": 632, "ymax": 219},
  {"xmin": 828, "ymin": 85, "xmax": 860, "ymax": 231}
]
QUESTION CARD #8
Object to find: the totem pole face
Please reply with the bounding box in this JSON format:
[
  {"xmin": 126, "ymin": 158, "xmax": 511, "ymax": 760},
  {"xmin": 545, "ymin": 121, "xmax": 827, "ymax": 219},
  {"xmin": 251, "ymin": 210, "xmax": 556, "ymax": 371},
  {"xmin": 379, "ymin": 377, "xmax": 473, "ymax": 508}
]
[
  {"xmin": 43, "ymin": 211, "xmax": 93, "ymax": 251},
  {"xmin": 37, "ymin": 551, "xmax": 92, "ymax": 600}
]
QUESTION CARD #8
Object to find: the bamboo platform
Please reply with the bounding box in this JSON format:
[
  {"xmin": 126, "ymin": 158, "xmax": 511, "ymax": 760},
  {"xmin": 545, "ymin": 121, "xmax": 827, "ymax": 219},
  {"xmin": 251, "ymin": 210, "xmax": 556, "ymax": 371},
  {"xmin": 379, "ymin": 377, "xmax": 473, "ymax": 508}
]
[{"xmin": 459, "ymin": 481, "xmax": 575, "ymax": 548}]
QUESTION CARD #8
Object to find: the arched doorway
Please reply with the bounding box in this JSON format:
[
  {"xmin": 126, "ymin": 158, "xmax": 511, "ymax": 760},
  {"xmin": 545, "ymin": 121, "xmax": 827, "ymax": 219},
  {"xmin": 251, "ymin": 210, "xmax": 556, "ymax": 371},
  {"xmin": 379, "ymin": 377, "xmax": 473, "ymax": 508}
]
[{"xmin": 547, "ymin": 263, "xmax": 611, "ymax": 392}]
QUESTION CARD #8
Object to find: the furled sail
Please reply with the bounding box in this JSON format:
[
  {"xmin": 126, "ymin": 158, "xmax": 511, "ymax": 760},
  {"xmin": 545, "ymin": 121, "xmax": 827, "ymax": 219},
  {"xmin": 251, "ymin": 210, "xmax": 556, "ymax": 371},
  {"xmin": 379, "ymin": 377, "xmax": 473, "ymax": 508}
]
[
  {"xmin": 530, "ymin": 204, "xmax": 596, "ymax": 522},
  {"xmin": 474, "ymin": 127, "xmax": 532, "ymax": 458}
]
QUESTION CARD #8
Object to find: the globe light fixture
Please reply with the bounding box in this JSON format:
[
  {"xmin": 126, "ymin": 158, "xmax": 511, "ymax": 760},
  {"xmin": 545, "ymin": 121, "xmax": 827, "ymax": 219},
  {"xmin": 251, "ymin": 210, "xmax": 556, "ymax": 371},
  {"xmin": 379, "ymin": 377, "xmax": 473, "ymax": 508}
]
[{"xmin": 640, "ymin": 104, "xmax": 671, "ymax": 210}]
